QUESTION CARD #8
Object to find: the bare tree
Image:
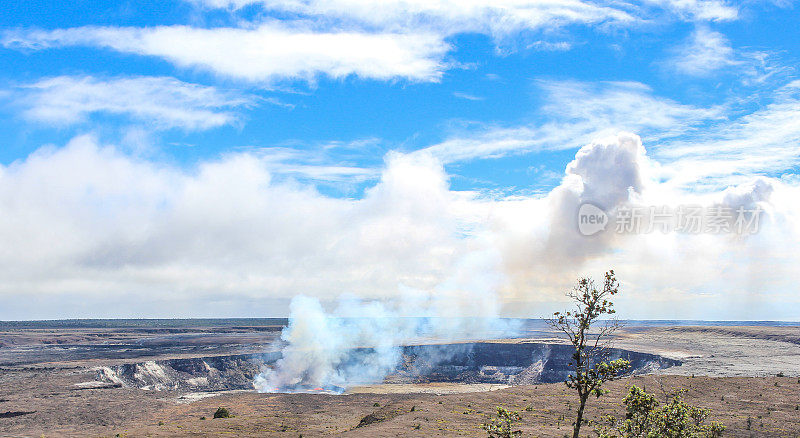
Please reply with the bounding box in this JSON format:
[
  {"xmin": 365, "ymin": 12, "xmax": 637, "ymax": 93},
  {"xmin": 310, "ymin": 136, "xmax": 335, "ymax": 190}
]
[{"xmin": 547, "ymin": 270, "xmax": 630, "ymax": 438}]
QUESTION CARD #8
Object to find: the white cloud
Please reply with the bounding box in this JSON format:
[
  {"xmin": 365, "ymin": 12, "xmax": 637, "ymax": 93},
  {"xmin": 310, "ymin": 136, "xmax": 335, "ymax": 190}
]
[
  {"xmin": 665, "ymin": 26, "xmax": 788, "ymax": 82},
  {"xmin": 255, "ymin": 147, "xmax": 379, "ymax": 183},
  {"xmin": 527, "ymin": 40, "xmax": 572, "ymax": 51},
  {"xmin": 667, "ymin": 27, "xmax": 739, "ymax": 76},
  {"xmin": 420, "ymin": 80, "xmax": 721, "ymax": 163},
  {"xmin": 485, "ymin": 132, "xmax": 800, "ymax": 319},
  {"xmin": 2, "ymin": 24, "xmax": 450, "ymax": 84},
  {"xmin": 192, "ymin": 0, "xmax": 638, "ymax": 38},
  {"xmin": 12, "ymin": 76, "xmax": 252, "ymax": 130},
  {"xmin": 0, "ymin": 136, "xmax": 472, "ymax": 318},
  {"xmin": 2, "ymin": 133, "xmax": 800, "ymax": 320},
  {"xmin": 645, "ymin": 0, "xmax": 738, "ymax": 21},
  {"xmin": 655, "ymin": 80, "xmax": 800, "ymax": 189},
  {"xmin": 0, "ymin": 2, "xmax": 754, "ymax": 88},
  {"xmin": 420, "ymin": 78, "xmax": 800, "ymax": 192},
  {"xmin": 452, "ymin": 92, "xmax": 484, "ymax": 101},
  {"xmin": 535, "ymin": 80, "xmax": 723, "ymax": 138}
]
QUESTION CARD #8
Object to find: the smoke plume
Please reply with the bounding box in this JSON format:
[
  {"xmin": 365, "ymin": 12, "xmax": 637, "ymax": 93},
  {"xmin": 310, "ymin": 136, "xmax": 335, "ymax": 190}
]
[{"xmin": 254, "ymin": 252, "xmax": 521, "ymax": 392}]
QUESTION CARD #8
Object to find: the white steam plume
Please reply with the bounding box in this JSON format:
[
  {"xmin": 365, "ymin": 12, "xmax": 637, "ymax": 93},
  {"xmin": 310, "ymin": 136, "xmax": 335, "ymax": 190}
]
[{"xmin": 254, "ymin": 251, "xmax": 521, "ymax": 392}]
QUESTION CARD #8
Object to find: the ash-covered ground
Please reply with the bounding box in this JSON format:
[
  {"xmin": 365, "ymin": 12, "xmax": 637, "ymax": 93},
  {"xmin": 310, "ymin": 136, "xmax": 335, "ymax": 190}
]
[{"xmin": 1, "ymin": 320, "xmax": 799, "ymax": 437}]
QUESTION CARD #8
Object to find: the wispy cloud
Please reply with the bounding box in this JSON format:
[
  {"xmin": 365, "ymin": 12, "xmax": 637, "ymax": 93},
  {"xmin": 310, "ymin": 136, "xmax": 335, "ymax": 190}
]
[
  {"xmin": 527, "ymin": 41, "xmax": 572, "ymax": 51},
  {"xmin": 1, "ymin": 0, "xmax": 646, "ymax": 87},
  {"xmin": 667, "ymin": 27, "xmax": 740, "ymax": 77},
  {"xmin": 644, "ymin": 0, "xmax": 738, "ymax": 21},
  {"xmin": 11, "ymin": 75, "xmax": 252, "ymax": 130},
  {"xmin": 453, "ymin": 92, "xmax": 484, "ymax": 101},
  {"xmin": 410, "ymin": 74, "xmax": 800, "ymax": 194},
  {"xmin": 2, "ymin": 24, "xmax": 451, "ymax": 84},
  {"xmin": 656, "ymin": 80, "xmax": 800, "ymax": 189},
  {"xmin": 1, "ymin": 1, "xmax": 753, "ymax": 88},
  {"xmin": 254, "ymin": 147, "xmax": 379, "ymax": 184},
  {"xmin": 421, "ymin": 77, "xmax": 800, "ymax": 191},
  {"xmin": 421, "ymin": 80, "xmax": 722, "ymax": 163},
  {"xmin": 191, "ymin": 0, "xmax": 638, "ymax": 39},
  {"xmin": 665, "ymin": 27, "xmax": 789, "ymax": 83}
]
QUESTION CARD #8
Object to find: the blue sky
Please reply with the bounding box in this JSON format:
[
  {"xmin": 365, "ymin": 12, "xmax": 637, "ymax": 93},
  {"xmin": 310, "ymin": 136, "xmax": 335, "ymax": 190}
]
[{"xmin": 1, "ymin": 0, "xmax": 799, "ymax": 319}]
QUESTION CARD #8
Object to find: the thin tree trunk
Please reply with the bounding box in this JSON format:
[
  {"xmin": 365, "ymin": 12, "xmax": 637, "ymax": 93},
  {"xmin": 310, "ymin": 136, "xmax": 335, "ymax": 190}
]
[{"xmin": 573, "ymin": 395, "xmax": 588, "ymax": 438}]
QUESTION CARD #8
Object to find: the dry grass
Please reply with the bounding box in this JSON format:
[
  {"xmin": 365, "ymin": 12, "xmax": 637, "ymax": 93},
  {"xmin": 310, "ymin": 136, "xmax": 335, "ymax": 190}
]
[{"xmin": 13, "ymin": 375, "xmax": 789, "ymax": 437}]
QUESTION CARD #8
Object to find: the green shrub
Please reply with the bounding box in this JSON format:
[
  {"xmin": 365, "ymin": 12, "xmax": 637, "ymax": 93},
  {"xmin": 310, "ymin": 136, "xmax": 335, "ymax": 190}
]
[
  {"xmin": 213, "ymin": 407, "xmax": 232, "ymax": 419},
  {"xmin": 482, "ymin": 407, "xmax": 522, "ymax": 438},
  {"xmin": 548, "ymin": 271, "xmax": 630, "ymax": 438},
  {"xmin": 596, "ymin": 386, "xmax": 724, "ymax": 437}
]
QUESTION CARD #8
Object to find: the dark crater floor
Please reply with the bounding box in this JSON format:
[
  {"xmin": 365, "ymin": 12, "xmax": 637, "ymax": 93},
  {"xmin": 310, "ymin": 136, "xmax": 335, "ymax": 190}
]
[{"xmin": 94, "ymin": 342, "xmax": 680, "ymax": 392}]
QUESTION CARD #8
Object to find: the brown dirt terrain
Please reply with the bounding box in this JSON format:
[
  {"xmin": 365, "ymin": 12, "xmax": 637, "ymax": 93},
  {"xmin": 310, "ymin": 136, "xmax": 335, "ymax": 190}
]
[
  {"xmin": 2, "ymin": 324, "xmax": 799, "ymax": 437},
  {"xmin": 1, "ymin": 371, "xmax": 799, "ymax": 437}
]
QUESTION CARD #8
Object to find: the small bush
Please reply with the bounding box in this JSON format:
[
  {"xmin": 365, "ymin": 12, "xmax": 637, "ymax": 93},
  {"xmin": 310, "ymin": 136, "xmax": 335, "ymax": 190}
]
[
  {"xmin": 373, "ymin": 402, "xmax": 380, "ymax": 407},
  {"xmin": 596, "ymin": 386, "xmax": 724, "ymax": 437},
  {"xmin": 482, "ymin": 407, "xmax": 522, "ymax": 438},
  {"xmin": 213, "ymin": 407, "xmax": 232, "ymax": 419}
]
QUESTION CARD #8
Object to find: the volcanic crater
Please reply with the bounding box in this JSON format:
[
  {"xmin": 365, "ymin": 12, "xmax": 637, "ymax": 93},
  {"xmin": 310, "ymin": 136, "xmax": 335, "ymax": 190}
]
[{"xmin": 94, "ymin": 341, "xmax": 680, "ymax": 392}]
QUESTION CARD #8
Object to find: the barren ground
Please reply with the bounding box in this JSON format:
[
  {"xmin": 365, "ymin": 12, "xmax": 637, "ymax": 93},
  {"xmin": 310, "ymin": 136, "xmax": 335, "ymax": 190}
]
[{"xmin": 1, "ymin": 323, "xmax": 799, "ymax": 437}]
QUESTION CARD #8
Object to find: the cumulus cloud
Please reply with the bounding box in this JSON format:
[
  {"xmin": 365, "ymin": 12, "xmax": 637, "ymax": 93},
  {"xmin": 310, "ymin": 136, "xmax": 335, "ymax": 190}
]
[
  {"xmin": 564, "ymin": 133, "xmax": 648, "ymax": 209},
  {"xmin": 10, "ymin": 76, "xmax": 252, "ymax": 130},
  {"xmin": 0, "ymin": 136, "xmax": 475, "ymax": 318},
  {"xmin": 1, "ymin": 132, "xmax": 800, "ymax": 320},
  {"xmin": 489, "ymin": 134, "xmax": 650, "ymax": 295},
  {"xmin": 2, "ymin": 24, "xmax": 450, "ymax": 84},
  {"xmin": 721, "ymin": 178, "xmax": 774, "ymax": 211},
  {"xmin": 484, "ymin": 133, "xmax": 800, "ymax": 320}
]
